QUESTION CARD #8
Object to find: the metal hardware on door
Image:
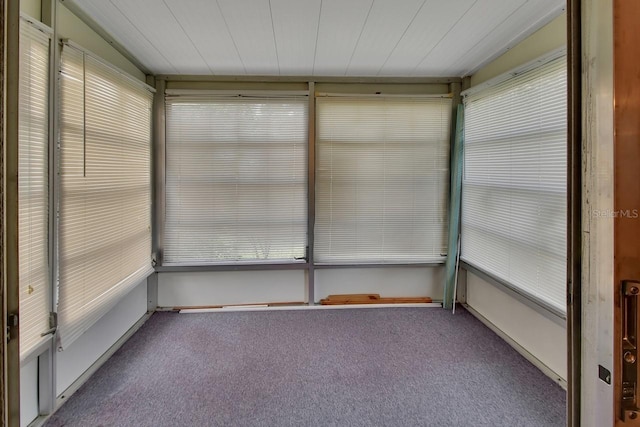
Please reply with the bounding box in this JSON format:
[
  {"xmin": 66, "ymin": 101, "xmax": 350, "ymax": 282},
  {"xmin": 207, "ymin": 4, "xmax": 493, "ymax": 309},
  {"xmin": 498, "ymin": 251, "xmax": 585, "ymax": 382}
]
[{"xmin": 622, "ymin": 280, "xmax": 640, "ymax": 421}]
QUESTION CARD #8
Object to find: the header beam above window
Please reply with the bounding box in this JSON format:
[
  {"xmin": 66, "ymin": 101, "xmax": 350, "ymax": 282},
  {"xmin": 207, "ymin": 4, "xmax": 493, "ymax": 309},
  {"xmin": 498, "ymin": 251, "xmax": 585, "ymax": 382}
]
[
  {"xmin": 157, "ymin": 75, "xmax": 461, "ymax": 84},
  {"xmin": 164, "ymin": 89, "xmax": 309, "ymax": 97}
]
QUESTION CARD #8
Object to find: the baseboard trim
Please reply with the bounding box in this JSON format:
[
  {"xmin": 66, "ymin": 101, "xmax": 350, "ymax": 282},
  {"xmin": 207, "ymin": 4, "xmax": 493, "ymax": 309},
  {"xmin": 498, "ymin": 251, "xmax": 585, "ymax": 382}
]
[
  {"xmin": 28, "ymin": 311, "xmax": 153, "ymax": 427},
  {"xmin": 463, "ymin": 303, "xmax": 568, "ymax": 390},
  {"xmin": 176, "ymin": 302, "xmax": 443, "ymax": 313}
]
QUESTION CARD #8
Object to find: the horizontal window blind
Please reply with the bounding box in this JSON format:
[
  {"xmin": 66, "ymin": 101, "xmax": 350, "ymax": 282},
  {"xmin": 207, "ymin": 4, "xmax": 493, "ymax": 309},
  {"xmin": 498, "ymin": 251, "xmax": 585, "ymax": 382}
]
[
  {"xmin": 461, "ymin": 55, "xmax": 567, "ymax": 313},
  {"xmin": 18, "ymin": 18, "xmax": 51, "ymax": 360},
  {"xmin": 164, "ymin": 96, "xmax": 308, "ymax": 264},
  {"xmin": 57, "ymin": 43, "xmax": 154, "ymax": 349},
  {"xmin": 315, "ymin": 96, "xmax": 451, "ymax": 263}
]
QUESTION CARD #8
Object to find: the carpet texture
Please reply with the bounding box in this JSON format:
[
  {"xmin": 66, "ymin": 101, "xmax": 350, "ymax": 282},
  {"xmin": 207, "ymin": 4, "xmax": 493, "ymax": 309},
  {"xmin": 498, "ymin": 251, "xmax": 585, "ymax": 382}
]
[{"xmin": 45, "ymin": 307, "xmax": 566, "ymax": 427}]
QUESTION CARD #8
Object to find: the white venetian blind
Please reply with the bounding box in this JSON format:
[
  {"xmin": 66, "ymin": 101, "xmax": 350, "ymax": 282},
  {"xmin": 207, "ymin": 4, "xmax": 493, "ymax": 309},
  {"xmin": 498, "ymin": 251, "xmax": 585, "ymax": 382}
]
[
  {"xmin": 164, "ymin": 95, "xmax": 308, "ymax": 264},
  {"xmin": 57, "ymin": 43, "xmax": 154, "ymax": 349},
  {"xmin": 18, "ymin": 18, "xmax": 51, "ymax": 360},
  {"xmin": 461, "ymin": 55, "xmax": 567, "ymax": 313},
  {"xmin": 315, "ymin": 96, "xmax": 451, "ymax": 263}
]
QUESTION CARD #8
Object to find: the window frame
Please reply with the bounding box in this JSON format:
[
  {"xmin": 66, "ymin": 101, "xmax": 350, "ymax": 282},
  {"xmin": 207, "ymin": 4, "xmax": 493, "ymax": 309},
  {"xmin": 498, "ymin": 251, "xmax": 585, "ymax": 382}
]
[
  {"xmin": 162, "ymin": 90, "xmax": 310, "ymax": 266},
  {"xmin": 460, "ymin": 49, "xmax": 568, "ymax": 319}
]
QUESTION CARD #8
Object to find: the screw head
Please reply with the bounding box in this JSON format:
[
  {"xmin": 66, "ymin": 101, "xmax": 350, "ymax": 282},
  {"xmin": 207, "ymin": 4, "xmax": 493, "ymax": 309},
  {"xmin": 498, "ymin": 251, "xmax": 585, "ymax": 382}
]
[
  {"xmin": 630, "ymin": 286, "xmax": 639, "ymax": 295},
  {"xmin": 630, "ymin": 412, "xmax": 638, "ymax": 420},
  {"xmin": 625, "ymin": 352, "xmax": 637, "ymax": 364}
]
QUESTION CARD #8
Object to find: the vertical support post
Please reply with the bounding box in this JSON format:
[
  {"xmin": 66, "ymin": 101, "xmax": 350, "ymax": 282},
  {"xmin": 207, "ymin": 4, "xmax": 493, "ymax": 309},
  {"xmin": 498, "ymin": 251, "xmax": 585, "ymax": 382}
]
[
  {"xmin": 40, "ymin": 0, "xmax": 58, "ymax": 415},
  {"xmin": 146, "ymin": 75, "xmax": 159, "ymax": 313},
  {"xmin": 307, "ymin": 82, "xmax": 315, "ymax": 305},
  {"xmin": 567, "ymin": 0, "xmax": 582, "ymax": 425},
  {"xmin": 1, "ymin": 2, "xmax": 6, "ymax": 426},
  {"xmin": 4, "ymin": 0, "xmax": 21, "ymax": 424},
  {"xmin": 152, "ymin": 79, "xmax": 166, "ymax": 266},
  {"xmin": 581, "ymin": 0, "xmax": 614, "ymax": 425}
]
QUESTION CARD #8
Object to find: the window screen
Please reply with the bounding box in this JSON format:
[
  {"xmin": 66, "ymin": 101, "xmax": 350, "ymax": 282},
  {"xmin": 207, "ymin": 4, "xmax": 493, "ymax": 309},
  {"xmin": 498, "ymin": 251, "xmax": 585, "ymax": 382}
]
[
  {"xmin": 314, "ymin": 96, "xmax": 452, "ymax": 264},
  {"xmin": 164, "ymin": 95, "xmax": 308, "ymax": 264},
  {"xmin": 19, "ymin": 18, "xmax": 51, "ymax": 360},
  {"xmin": 461, "ymin": 55, "xmax": 567, "ymax": 313},
  {"xmin": 57, "ymin": 43, "xmax": 154, "ymax": 349}
]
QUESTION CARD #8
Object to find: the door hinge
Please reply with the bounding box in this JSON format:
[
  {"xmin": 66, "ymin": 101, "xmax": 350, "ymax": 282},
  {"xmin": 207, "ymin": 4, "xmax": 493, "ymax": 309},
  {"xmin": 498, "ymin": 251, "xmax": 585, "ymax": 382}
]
[
  {"xmin": 6, "ymin": 313, "xmax": 18, "ymax": 342},
  {"xmin": 40, "ymin": 312, "xmax": 58, "ymax": 337}
]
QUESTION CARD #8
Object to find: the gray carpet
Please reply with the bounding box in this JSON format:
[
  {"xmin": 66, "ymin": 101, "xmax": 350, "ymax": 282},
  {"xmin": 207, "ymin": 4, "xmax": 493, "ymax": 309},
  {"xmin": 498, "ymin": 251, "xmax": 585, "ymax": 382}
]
[{"xmin": 45, "ymin": 307, "xmax": 566, "ymax": 427}]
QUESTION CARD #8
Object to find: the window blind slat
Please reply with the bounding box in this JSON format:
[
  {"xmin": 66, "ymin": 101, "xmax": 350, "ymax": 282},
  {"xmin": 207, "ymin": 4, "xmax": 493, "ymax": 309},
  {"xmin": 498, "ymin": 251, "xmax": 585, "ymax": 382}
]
[
  {"xmin": 314, "ymin": 97, "xmax": 452, "ymax": 264},
  {"xmin": 164, "ymin": 96, "xmax": 308, "ymax": 264},
  {"xmin": 19, "ymin": 18, "xmax": 51, "ymax": 360},
  {"xmin": 57, "ymin": 44, "xmax": 153, "ymax": 349},
  {"xmin": 461, "ymin": 56, "xmax": 567, "ymax": 313}
]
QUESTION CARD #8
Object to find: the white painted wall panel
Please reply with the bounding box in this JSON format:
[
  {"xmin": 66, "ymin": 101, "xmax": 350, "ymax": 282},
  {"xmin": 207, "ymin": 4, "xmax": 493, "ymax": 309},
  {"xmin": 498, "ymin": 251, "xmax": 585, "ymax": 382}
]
[
  {"xmin": 158, "ymin": 268, "xmax": 442, "ymax": 307},
  {"xmin": 466, "ymin": 271, "xmax": 567, "ymax": 381},
  {"xmin": 158, "ymin": 271, "xmax": 307, "ymax": 307},
  {"xmin": 314, "ymin": 267, "xmax": 443, "ymax": 303},
  {"xmin": 20, "ymin": 358, "xmax": 39, "ymax": 427},
  {"xmin": 20, "ymin": 0, "xmax": 41, "ymax": 21},
  {"xmin": 56, "ymin": 280, "xmax": 148, "ymax": 396}
]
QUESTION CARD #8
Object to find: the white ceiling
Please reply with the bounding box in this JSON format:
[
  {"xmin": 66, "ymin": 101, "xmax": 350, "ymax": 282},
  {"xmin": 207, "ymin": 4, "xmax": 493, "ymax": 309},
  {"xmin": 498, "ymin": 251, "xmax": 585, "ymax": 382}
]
[{"xmin": 64, "ymin": 0, "xmax": 565, "ymax": 77}]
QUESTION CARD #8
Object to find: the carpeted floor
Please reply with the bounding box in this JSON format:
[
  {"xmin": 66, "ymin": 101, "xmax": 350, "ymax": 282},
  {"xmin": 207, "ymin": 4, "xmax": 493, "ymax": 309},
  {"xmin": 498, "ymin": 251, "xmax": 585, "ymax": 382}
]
[{"xmin": 44, "ymin": 307, "xmax": 566, "ymax": 427}]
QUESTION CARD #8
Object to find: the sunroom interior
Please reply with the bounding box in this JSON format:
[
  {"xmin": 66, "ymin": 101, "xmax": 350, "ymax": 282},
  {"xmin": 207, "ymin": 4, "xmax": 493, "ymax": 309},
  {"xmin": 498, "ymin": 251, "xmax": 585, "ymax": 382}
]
[{"xmin": 16, "ymin": 0, "xmax": 568, "ymax": 425}]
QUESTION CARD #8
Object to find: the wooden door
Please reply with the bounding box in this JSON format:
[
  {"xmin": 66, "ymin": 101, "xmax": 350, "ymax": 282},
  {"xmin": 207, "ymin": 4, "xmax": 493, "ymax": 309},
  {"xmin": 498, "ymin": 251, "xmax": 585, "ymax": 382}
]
[{"xmin": 614, "ymin": 0, "xmax": 640, "ymax": 424}]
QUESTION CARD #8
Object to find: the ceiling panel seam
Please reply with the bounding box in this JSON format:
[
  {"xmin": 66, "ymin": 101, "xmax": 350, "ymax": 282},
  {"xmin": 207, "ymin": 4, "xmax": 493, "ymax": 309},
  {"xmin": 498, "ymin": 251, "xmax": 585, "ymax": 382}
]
[
  {"xmin": 107, "ymin": 0, "xmax": 178, "ymax": 74},
  {"xmin": 162, "ymin": 0, "xmax": 215, "ymax": 74},
  {"xmin": 311, "ymin": 0, "xmax": 324, "ymax": 75},
  {"xmin": 444, "ymin": 0, "xmax": 529, "ymax": 76},
  {"xmin": 215, "ymin": 0, "xmax": 247, "ymax": 74},
  {"xmin": 268, "ymin": 0, "xmax": 281, "ymax": 75},
  {"xmin": 410, "ymin": 0, "xmax": 478, "ymax": 75},
  {"xmin": 375, "ymin": 0, "xmax": 429, "ymax": 76},
  {"xmin": 457, "ymin": 2, "xmax": 564, "ymax": 77},
  {"xmin": 344, "ymin": 0, "xmax": 375, "ymax": 75}
]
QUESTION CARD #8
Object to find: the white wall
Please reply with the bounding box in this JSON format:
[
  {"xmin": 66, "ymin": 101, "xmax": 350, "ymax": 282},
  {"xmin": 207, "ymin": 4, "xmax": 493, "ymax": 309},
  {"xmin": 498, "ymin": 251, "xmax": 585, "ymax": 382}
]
[
  {"xmin": 19, "ymin": 359, "xmax": 38, "ymax": 427},
  {"xmin": 315, "ymin": 267, "xmax": 442, "ymax": 303},
  {"xmin": 158, "ymin": 270, "xmax": 306, "ymax": 307},
  {"xmin": 466, "ymin": 272, "xmax": 567, "ymax": 381},
  {"xmin": 463, "ymin": 9, "xmax": 568, "ymax": 385},
  {"xmin": 20, "ymin": 0, "xmax": 41, "ymax": 21},
  {"xmin": 56, "ymin": 280, "xmax": 148, "ymax": 396},
  {"xmin": 158, "ymin": 267, "xmax": 443, "ymax": 307}
]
